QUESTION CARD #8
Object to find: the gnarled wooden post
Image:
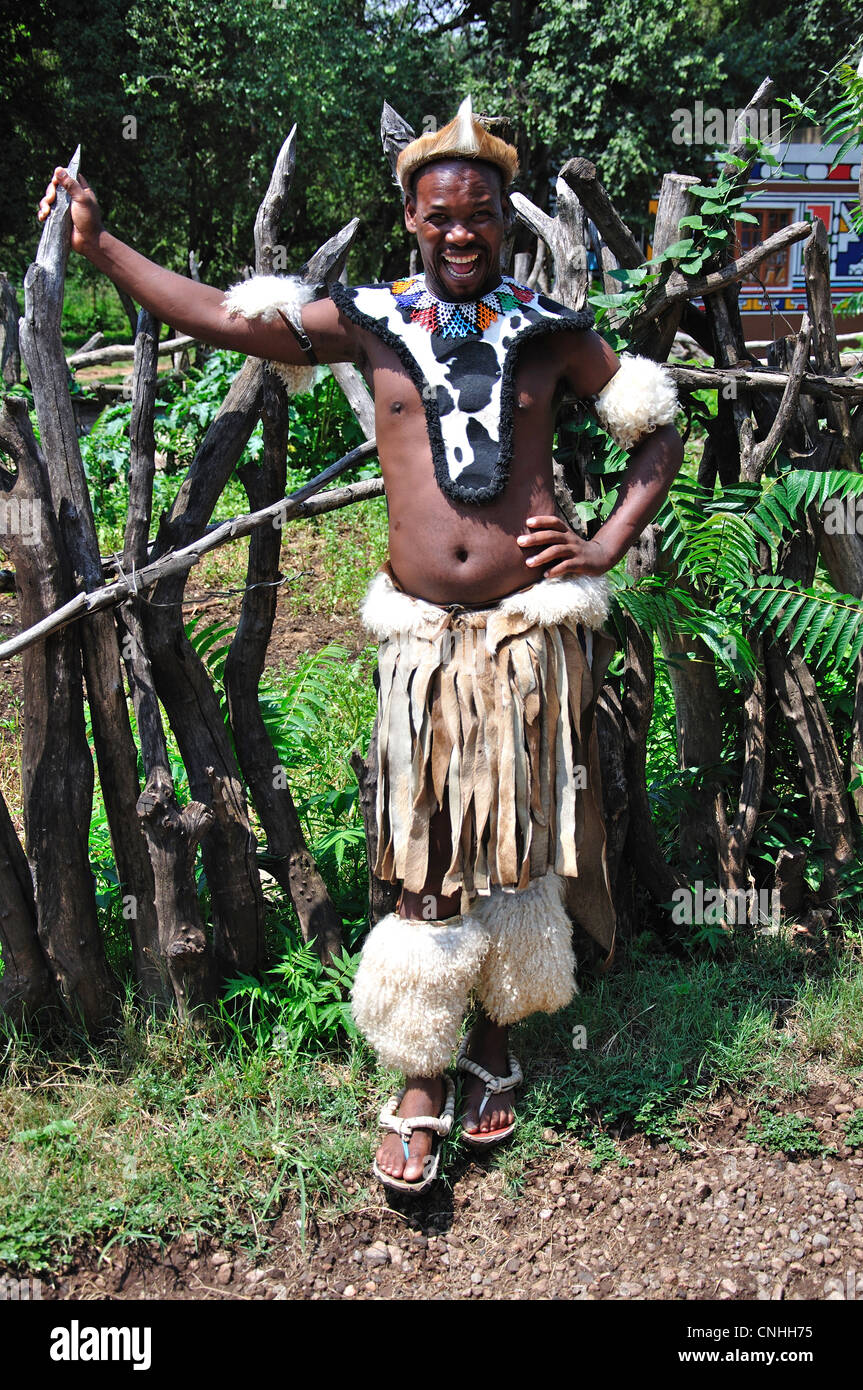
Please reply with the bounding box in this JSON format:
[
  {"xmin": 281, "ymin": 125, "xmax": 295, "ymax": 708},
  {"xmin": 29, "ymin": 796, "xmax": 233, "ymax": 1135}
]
[
  {"xmin": 0, "ymin": 787, "xmax": 57, "ymax": 1023},
  {"xmin": 0, "ymin": 273, "xmax": 21, "ymax": 386},
  {"xmin": 224, "ymin": 134, "xmax": 357, "ymax": 963},
  {"xmin": 120, "ymin": 308, "xmax": 216, "ymax": 1010},
  {"xmin": 18, "ymin": 146, "xmax": 161, "ymax": 1003},
  {"xmin": 142, "ymin": 356, "xmax": 267, "ymax": 979},
  {"xmin": 0, "ymin": 397, "xmax": 116, "ymax": 1028}
]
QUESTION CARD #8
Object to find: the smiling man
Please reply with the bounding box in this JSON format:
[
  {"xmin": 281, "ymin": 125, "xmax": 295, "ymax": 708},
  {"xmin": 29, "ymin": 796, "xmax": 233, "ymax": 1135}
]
[{"xmin": 40, "ymin": 97, "xmax": 682, "ymax": 1194}]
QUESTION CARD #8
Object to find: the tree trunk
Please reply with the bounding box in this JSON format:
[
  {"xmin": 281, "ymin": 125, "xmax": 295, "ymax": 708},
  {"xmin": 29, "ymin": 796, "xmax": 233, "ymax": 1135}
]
[
  {"xmin": 621, "ymin": 533, "xmax": 686, "ymax": 913},
  {"xmin": 19, "ymin": 148, "xmax": 159, "ymax": 999},
  {"xmin": 636, "ymin": 173, "xmax": 698, "ymax": 361},
  {"xmin": 225, "ymin": 429, "xmax": 343, "ymax": 962},
  {"xmin": 0, "ymin": 397, "xmax": 115, "ymax": 1029},
  {"xmin": 119, "ymin": 308, "xmax": 215, "ymax": 1007},
  {"xmin": 223, "ymin": 133, "xmax": 349, "ymax": 964},
  {"xmin": 764, "ymin": 634, "xmax": 854, "ymax": 904},
  {"xmin": 350, "ymin": 723, "xmax": 399, "ymax": 926},
  {"xmin": 0, "ymin": 272, "xmax": 21, "ymax": 385},
  {"xmin": 137, "ymin": 768, "xmax": 214, "ymax": 1020},
  {"xmin": 0, "ymin": 788, "xmax": 57, "ymax": 1023},
  {"xmin": 144, "ymin": 358, "xmax": 266, "ymax": 978},
  {"xmin": 659, "ymin": 632, "xmax": 724, "ymax": 866}
]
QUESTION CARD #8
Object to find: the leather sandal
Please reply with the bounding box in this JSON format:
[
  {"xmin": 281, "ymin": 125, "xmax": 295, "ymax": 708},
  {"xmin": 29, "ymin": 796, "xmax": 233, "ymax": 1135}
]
[
  {"xmin": 372, "ymin": 1076, "xmax": 456, "ymax": 1194},
  {"xmin": 456, "ymin": 1038, "xmax": 522, "ymax": 1147}
]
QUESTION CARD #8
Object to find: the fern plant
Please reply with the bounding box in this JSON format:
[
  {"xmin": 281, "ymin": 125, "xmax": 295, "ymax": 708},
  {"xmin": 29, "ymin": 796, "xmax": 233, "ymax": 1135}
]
[
  {"xmin": 221, "ymin": 933, "xmax": 358, "ymax": 1053},
  {"xmin": 609, "ymin": 468, "xmax": 863, "ymax": 677}
]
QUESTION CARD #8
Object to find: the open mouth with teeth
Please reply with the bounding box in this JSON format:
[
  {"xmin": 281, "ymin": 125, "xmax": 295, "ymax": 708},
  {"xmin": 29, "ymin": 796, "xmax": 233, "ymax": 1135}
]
[{"xmin": 440, "ymin": 251, "xmax": 483, "ymax": 281}]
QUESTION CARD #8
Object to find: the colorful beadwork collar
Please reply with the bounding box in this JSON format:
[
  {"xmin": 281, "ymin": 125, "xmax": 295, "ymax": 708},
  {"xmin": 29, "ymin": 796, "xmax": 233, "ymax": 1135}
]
[
  {"xmin": 330, "ymin": 277, "xmax": 594, "ymax": 505},
  {"xmin": 390, "ymin": 274, "xmax": 535, "ymax": 339}
]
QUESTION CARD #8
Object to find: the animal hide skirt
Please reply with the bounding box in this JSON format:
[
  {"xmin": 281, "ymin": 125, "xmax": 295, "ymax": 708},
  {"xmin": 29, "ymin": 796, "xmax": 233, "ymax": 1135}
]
[{"xmin": 360, "ymin": 564, "xmax": 618, "ymax": 958}]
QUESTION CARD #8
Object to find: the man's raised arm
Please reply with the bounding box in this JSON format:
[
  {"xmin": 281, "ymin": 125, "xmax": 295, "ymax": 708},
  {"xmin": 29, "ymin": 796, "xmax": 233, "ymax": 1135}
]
[{"xmin": 37, "ymin": 166, "xmax": 358, "ymax": 366}]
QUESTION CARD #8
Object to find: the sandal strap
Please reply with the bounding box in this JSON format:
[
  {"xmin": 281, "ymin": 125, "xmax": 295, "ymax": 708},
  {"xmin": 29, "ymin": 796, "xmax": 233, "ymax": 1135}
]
[
  {"xmin": 378, "ymin": 1077, "xmax": 456, "ymax": 1142},
  {"xmin": 456, "ymin": 1039, "xmax": 523, "ymax": 1094}
]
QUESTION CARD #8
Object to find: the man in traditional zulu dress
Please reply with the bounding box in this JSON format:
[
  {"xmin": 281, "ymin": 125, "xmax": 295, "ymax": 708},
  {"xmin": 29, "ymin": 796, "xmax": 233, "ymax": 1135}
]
[{"xmin": 40, "ymin": 97, "xmax": 682, "ymax": 1192}]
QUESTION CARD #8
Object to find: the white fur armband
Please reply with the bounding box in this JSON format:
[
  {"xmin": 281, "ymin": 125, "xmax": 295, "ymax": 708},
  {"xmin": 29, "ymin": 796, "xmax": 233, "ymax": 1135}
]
[
  {"xmin": 223, "ymin": 273, "xmax": 315, "ymax": 325},
  {"xmin": 223, "ymin": 273, "xmax": 318, "ymax": 395},
  {"xmin": 593, "ymin": 354, "xmax": 678, "ymax": 451}
]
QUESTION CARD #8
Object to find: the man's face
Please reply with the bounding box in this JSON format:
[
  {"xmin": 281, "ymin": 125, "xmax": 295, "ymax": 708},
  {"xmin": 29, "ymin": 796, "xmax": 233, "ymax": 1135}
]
[{"xmin": 404, "ymin": 160, "xmax": 510, "ymax": 301}]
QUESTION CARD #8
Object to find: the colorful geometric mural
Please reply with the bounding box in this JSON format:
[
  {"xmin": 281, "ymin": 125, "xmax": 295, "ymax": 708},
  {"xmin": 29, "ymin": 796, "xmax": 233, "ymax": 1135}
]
[{"xmin": 734, "ymin": 142, "xmax": 862, "ymax": 317}]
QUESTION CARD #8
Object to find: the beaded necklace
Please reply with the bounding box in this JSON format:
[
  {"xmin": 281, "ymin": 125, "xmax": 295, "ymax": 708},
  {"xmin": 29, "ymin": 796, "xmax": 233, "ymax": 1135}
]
[{"xmin": 390, "ymin": 273, "xmax": 534, "ymax": 339}]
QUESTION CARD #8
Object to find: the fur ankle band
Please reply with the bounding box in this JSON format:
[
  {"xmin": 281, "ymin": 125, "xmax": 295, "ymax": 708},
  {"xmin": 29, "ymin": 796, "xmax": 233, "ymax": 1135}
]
[
  {"xmin": 471, "ymin": 872, "xmax": 577, "ymax": 1024},
  {"xmin": 351, "ymin": 911, "xmax": 490, "ymax": 1077}
]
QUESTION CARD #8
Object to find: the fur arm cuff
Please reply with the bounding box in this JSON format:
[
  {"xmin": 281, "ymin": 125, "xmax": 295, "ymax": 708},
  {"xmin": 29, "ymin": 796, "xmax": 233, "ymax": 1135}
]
[
  {"xmin": 223, "ymin": 273, "xmax": 316, "ymax": 326},
  {"xmin": 593, "ymin": 354, "xmax": 678, "ymax": 451},
  {"xmin": 223, "ymin": 274, "xmax": 318, "ymax": 395}
]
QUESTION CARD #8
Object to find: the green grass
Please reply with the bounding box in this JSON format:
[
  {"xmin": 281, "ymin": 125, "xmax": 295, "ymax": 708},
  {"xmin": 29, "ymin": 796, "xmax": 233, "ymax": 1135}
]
[
  {"xmin": 3, "ymin": 929, "xmax": 863, "ymax": 1271},
  {"xmin": 0, "ymin": 993, "xmax": 380, "ymax": 1270},
  {"xmin": 479, "ymin": 929, "xmax": 863, "ymax": 1195}
]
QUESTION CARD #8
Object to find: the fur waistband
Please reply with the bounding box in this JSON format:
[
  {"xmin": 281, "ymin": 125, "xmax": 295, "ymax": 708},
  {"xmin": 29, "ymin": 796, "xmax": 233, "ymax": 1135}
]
[{"xmin": 361, "ymin": 565, "xmax": 611, "ymax": 650}]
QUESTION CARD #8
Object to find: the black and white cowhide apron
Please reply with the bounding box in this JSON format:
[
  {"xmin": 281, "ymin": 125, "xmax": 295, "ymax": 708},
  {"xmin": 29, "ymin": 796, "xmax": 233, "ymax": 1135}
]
[{"xmin": 329, "ymin": 275, "xmax": 594, "ymax": 505}]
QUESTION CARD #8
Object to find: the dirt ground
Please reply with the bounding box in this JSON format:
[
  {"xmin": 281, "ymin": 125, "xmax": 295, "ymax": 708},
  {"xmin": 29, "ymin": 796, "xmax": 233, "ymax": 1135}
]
[{"xmin": 22, "ymin": 1081, "xmax": 863, "ymax": 1302}]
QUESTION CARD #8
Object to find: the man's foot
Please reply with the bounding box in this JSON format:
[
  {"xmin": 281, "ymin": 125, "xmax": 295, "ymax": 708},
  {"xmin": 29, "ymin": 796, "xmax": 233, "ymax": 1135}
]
[
  {"xmin": 459, "ymin": 1019, "xmax": 517, "ymax": 1137},
  {"xmin": 374, "ymin": 1076, "xmax": 445, "ymax": 1184}
]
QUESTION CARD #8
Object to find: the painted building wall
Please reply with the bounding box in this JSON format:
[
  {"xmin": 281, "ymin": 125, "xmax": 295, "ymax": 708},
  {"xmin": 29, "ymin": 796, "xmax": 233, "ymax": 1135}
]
[{"xmin": 736, "ymin": 142, "xmax": 862, "ymax": 343}]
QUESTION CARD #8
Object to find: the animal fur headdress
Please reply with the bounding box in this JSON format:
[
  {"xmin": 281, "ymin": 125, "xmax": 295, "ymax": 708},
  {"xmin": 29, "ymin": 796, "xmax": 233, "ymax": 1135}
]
[{"xmin": 396, "ymin": 95, "xmax": 519, "ymax": 194}]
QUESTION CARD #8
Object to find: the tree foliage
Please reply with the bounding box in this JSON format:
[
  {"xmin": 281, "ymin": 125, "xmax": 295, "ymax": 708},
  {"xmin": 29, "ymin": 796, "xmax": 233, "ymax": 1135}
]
[{"xmin": 3, "ymin": 0, "xmax": 862, "ymax": 283}]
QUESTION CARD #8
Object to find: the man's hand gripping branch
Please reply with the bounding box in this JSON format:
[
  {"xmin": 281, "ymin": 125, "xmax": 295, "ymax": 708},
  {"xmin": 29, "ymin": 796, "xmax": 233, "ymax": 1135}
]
[{"xmin": 37, "ymin": 166, "xmax": 355, "ymax": 367}]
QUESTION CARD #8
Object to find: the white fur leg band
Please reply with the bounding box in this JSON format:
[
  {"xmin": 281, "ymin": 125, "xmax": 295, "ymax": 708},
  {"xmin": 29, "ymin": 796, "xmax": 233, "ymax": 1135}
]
[
  {"xmin": 593, "ymin": 353, "xmax": 678, "ymax": 451},
  {"xmin": 222, "ymin": 273, "xmax": 317, "ymax": 395},
  {"xmin": 351, "ymin": 912, "xmax": 490, "ymax": 1076},
  {"xmin": 471, "ymin": 872, "xmax": 577, "ymax": 1025}
]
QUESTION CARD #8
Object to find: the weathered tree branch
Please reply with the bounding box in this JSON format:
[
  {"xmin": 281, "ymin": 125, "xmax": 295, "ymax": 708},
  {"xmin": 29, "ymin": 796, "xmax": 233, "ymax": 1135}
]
[
  {"xmin": 67, "ymin": 334, "xmax": 194, "ymax": 369},
  {"xmin": 19, "ymin": 144, "xmax": 160, "ymax": 1008},
  {"xmin": 0, "ymin": 397, "xmax": 116, "ymax": 1028},
  {"xmin": 225, "ymin": 135, "xmax": 347, "ymax": 964},
  {"xmin": 634, "ymin": 220, "xmax": 812, "ymax": 327},
  {"xmin": 666, "ymin": 362, "xmax": 863, "ymax": 403},
  {"xmin": 741, "ymin": 315, "xmax": 812, "ymax": 483},
  {"xmin": 558, "ymin": 158, "xmax": 643, "ymax": 268}
]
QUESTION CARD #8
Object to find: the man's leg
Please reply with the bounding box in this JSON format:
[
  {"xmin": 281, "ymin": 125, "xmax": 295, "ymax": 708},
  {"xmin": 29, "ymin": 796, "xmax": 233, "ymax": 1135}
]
[
  {"xmin": 374, "ymin": 806, "xmax": 464, "ymax": 1182},
  {"xmin": 462, "ymin": 872, "xmax": 578, "ymax": 1135},
  {"xmin": 459, "ymin": 1014, "xmax": 516, "ymax": 1136}
]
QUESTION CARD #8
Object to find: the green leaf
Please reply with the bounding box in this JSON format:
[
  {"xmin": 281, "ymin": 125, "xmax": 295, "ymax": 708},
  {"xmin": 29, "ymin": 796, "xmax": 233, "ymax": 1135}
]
[
  {"xmin": 658, "ymin": 238, "xmax": 695, "ymax": 260},
  {"xmin": 800, "ymin": 601, "xmax": 838, "ymax": 662},
  {"xmin": 772, "ymin": 592, "xmax": 808, "ymax": 641},
  {"xmin": 588, "ymin": 291, "xmax": 631, "ymax": 310}
]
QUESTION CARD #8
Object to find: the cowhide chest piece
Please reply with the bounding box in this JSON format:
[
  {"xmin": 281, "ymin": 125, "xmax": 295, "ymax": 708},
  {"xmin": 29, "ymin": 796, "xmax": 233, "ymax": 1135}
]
[{"xmin": 330, "ymin": 275, "xmax": 594, "ymax": 505}]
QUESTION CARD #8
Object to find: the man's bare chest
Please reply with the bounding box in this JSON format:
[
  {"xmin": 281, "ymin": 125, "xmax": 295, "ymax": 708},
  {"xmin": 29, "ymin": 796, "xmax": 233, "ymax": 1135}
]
[{"xmin": 362, "ymin": 332, "xmax": 568, "ymax": 433}]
